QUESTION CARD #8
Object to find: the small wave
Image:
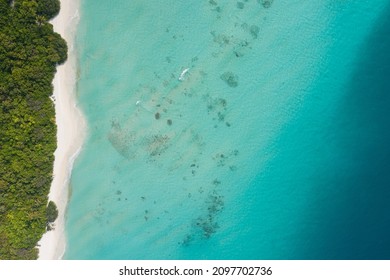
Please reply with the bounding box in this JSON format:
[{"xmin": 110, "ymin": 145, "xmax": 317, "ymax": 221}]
[{"xmin": 179, "ymin": 68, "xmax": 190, "ymax": 81}]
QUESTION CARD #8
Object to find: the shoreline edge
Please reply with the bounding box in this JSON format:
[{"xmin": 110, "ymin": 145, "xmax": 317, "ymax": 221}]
[{"xmin": 37, "ymin": 0, "xmax": 86, "ymax": 260}]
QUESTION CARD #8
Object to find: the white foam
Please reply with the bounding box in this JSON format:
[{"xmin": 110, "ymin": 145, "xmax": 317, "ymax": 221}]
[{"xmin": 178, "ymin": 68, "xmax": 190, "ymax": 81}]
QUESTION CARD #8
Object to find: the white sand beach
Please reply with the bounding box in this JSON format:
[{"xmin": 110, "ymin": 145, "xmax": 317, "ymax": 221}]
[{"xmin": 37, "ymin": 0, "xmax": 85, "ymax": 260}]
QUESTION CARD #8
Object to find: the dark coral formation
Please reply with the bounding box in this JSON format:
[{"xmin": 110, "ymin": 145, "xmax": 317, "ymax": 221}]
[
  {"xmin": 220, "ymin": 71, "xmax": 239, "ymax": 88},
  {"xmin": 211, "ymin": 31, "xmax": 232, "ymax": 47},
  {"xmin": 194, "ymin": 191, "xmax": 224, "ymax": 239},
  {"xmin": 237, "ymin": 2, "xmax": 245, "ymax": 9},
  {"xmin": 212, "ymin": 150, "xmax": 239, "ymax": 168},
  {"xmin": 146, "ymin": 134, "xmax": 170, "ymax": 157},
  {"xmin": 250, "ymin": 25, "xmax": 260, "ymax": 39},
  {"xmin": 259, "ymin": 0, "xmax": 273, "ymax": 8},
  {"xmin": 181, "ymin": 188, "xmax": 225, "ymax": 246}
]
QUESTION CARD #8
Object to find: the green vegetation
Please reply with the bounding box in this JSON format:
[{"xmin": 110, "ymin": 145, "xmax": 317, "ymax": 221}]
[
  {"xmin": 0, "ymin": 0, "xmax": 67, "ymax": 259},
  {"xmin": 46, "ymin": 200, "xmax": 58, "ymax": 230},
  {"xmin": 36, "ymin": 0, "xmax": 60, "ymax": 20}
]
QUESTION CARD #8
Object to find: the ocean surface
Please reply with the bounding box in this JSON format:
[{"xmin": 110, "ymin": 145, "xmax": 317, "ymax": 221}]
[{"xmin": 64, "ymin": 0, "xmax": 390, "ymax": 259}]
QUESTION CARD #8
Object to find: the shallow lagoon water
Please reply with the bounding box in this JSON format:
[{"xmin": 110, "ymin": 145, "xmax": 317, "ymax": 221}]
[{"xmin": 64, "ymin": 1, "xmax": 390, "ymax": 259}]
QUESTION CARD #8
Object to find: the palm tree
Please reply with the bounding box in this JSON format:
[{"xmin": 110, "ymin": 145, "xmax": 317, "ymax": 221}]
[{"xmin": 35, "ymin": 15, "xmax": 46, "ymax": 27}]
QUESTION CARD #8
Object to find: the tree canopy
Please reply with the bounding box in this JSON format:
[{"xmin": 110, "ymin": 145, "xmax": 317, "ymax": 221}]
[
  {"xmin": 36, "ymin": 0, "xmax": 60, "ymax": 20},
  {"xmin": 0, "ymin": 0, "xmax": 66, "ymax": 259}
]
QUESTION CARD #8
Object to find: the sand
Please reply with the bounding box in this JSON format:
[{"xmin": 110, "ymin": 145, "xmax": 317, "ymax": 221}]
[{"xmin": 37, "ymin": 0, "xmax": 85, "ymax": 260}]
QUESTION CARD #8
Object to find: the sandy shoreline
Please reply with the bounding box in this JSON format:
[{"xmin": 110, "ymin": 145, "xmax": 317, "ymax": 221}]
[{"xmin": 37, "ymin": 0, "xmax": 85, "ymax": 260}]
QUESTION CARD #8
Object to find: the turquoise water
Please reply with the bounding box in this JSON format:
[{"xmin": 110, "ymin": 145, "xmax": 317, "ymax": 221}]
[{"xmin": 64, "ymin": 0, "xmax": 390, "ymax": 259}]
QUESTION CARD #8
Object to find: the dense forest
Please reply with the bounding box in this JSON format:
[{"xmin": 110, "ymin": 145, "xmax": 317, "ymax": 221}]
[{"xmin": 0, "ymin": 0, "xmax": 66, "ymax": 259}]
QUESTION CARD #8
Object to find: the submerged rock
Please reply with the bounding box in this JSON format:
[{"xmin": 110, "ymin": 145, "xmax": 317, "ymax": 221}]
[
  {"xmin": 220, "ymin": 71, "xmax": 239, "ymax": 88},
  {"xmin": 250, "ymin": 25, "xmax": 260, "ymax": 39},
  {"xmin": 237, "ymin": 2, "xmax": 244, "ymax": 9},
  {"xmin": 259, "ymin": 0, "xmax": 273, "ymax": 8}
]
